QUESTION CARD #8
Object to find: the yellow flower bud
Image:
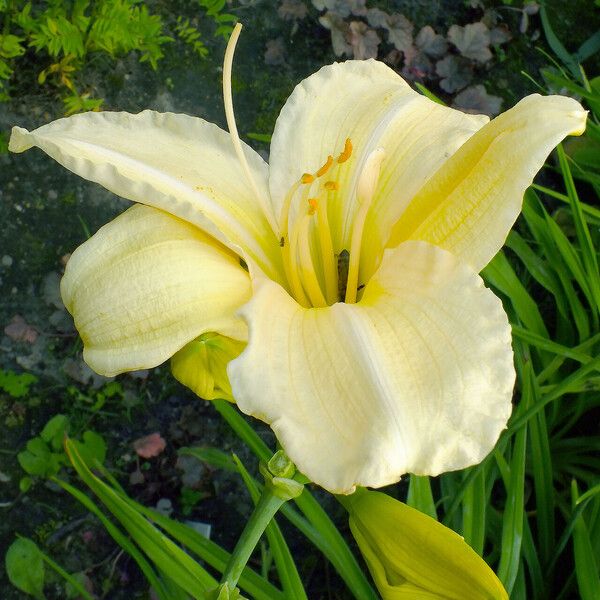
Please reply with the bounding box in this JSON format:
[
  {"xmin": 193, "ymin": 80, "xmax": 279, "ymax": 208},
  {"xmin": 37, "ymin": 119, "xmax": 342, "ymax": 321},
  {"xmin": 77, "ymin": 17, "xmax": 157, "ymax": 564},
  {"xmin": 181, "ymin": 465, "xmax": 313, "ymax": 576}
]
[
  {"xmin": 347, "ymin": 489, "xmax": 508, "ymax": 600},
  {"xmin": 171, "ymin": 333, "xmax": 245, "ymax": 402}
]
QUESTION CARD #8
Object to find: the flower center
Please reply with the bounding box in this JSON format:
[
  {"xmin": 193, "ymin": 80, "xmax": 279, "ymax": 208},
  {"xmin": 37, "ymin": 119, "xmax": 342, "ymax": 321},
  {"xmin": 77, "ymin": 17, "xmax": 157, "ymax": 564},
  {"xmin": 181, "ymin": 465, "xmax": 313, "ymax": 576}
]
[{"xmin": 278, "ymin": 140, "xmax": 385, "ymax": 308}]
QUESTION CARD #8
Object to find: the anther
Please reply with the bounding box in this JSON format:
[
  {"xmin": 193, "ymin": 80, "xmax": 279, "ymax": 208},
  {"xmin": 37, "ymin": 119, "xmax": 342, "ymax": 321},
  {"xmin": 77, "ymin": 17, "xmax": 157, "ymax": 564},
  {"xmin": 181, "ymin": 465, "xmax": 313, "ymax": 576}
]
[
  {"xmin": 301, "ymin": 173, "xmax": 315, "ymax": 184},
  {"xmin": 324, "ymin": 181, "xmax": 339, "ymax": 191},
  {"xmin": 308, "ymin": 198, "xmax": 318, "ymax": 215},
  {"xmin": 316, "ymin": 155, "xmax": 334, "ymax": 177},
  {"xmin": 337, "ymin": 138, "xmax": 353, "ymax": 163}
]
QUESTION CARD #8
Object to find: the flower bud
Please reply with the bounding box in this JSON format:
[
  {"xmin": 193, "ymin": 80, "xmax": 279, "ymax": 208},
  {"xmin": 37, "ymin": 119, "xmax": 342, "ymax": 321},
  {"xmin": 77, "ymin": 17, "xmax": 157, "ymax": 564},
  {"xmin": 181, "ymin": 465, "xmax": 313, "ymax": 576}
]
[
  {"xmin": 171, "ymin": 333, "xmax": 245, "ymax": 402},
  {"xmin": 347, "ymin": 489, "xmax": 508, "ymax": 600}
]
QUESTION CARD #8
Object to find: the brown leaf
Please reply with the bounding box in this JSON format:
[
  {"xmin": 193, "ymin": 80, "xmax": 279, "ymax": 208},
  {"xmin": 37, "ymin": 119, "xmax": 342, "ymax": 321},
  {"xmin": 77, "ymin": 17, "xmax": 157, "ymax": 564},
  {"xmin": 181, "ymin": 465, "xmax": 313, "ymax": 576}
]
[
  {"xmin": 453, "ymin": 84, "xmax": 503, "ymax": 117},
  {"xmin": 278, "ymin": 0, "xmax": 307, "ymax": 21},
  {"xmin": 367, "ymin": 9, "xmax": 413, "ymax": 53},
  {"xmin": 348, "ymin": 21, "xmax": 381, "ymax": 59},
  {"xmin": 133, "ymin": 432, "xmax": 167, "ymax": 459},
  {"xmin": 435, "ymin": 55, "xmax": 473, "ymax": 93},
  {"xmin": 313, "ymin": 0, "xmax": 366, "ymax": 17},
  {"xmin": 265, "ymin": 38, "xmax": 286, "ymax": 65},
  {"xmin": 4, "ymin": 315, "xmax": 38, "ymax": 344},
  {"xmin": 415, "ymin": 25, "xmax": 448, "ymax": 58},
  {"xmin": 490, "ymin": 24, "xmax": 512, "ymax": 46},
  {"xmin": 447, "ymin": 22, "xmax": 492, "ymax": 63},
  {"xmin": 319, "ymin": 12, "xmax": 352, "ymax": 57}
]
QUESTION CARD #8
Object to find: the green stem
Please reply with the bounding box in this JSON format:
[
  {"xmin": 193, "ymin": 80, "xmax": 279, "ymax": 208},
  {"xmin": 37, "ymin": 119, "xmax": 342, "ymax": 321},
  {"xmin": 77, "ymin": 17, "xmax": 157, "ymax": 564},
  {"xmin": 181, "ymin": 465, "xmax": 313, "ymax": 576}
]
[{"xmin": 221, "ymin": 486, "xmax": 285, "ymax": 590}]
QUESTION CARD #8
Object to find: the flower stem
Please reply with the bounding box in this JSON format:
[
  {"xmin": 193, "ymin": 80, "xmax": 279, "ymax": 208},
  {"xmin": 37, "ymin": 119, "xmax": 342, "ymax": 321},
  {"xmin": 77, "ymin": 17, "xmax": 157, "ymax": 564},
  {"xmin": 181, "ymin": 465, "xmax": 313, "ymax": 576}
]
[{"xmin": 220, "ymin": 487, "xmax": 286, "ymax": 590}]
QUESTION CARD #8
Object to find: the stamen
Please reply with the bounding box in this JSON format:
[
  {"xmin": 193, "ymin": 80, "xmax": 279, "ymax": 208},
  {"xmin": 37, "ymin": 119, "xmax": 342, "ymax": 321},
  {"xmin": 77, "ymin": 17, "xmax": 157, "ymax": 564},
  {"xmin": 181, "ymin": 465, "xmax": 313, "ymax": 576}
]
[
  {"xmin": 337, "ymin": 138, "xmax": 353, "ymax": 163},
  {"xmin": 316, "ymin": 155, "xmax": 334, "ymax": 177},
  {"xmin": 287, "ymin": 215, "xmax": 313, "ymax": 307},
  {"xmin": 301, "ymin": 173, "xmax": 315, "ymax": 184},
  {"xmin": 345, "ymin": 147, "xmax": 385, "ymax": 304},
  {"xmin": 223, "ymin": 23, "xmax": 278, "ymax": 233},
  {"xmin": 311, "ymin": 188, "xmax": 338, "ymax": 304},
  {"xmin": 278, "ymin": 179, "xmax": 302, "ymax": 236},
  {"xmin": 297, "ymin": 215, "xmax": 327, "ymax": 307},
  {"xmin": 324, "ymin": 181, "xmax": 339, "ymax": 191}
]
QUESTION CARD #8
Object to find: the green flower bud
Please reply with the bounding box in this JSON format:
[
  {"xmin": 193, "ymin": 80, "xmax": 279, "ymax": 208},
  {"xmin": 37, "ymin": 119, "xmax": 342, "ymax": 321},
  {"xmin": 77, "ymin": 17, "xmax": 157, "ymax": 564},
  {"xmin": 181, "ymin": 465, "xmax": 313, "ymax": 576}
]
[
  {"xmin": 268, "ymin": 450, "xmax": 296, "ymax": 479},
  {"xmin": 171, "ymin": 333, "xmax": 245, "ymax": 402},
  {"xmin": 347, "ymin": 489, "xmax": 508, "ymax": 600}
]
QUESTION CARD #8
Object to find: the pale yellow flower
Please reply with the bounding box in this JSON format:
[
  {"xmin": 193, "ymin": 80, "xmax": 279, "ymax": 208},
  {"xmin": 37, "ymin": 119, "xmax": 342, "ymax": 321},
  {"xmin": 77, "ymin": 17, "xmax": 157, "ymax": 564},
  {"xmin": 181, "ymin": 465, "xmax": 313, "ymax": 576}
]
[
  {"xmin": 347, "ymin": 489, "xmax": 508, "ymax": 600},
  {"xmin": 9, "ymin": 27, "xmax": 586, "ymax": 493}
]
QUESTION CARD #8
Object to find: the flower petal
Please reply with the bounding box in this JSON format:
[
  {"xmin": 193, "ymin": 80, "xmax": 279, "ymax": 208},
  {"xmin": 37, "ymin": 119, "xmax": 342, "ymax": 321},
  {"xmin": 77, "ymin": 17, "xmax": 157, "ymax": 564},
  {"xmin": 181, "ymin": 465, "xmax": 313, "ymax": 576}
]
[
  {"xmin": 349, "ymin": 490, "xmax": 508, "ymax": 600},
  {"xmin": 10, "ymin": 110, "xmax": 282, "ymax": 281},
  {"xmin": 61, "ymin": 204, "xmax": 251, "ymax": 377},
  {"xmin": 269, "ymin": 59, "xmax": 487, "ymax": 275},
  {"xmin": 229, "ymin": 241, "xmax": 514, "ymax": 493},
  {"xmin": 388, "ymin": 94, "xmax": 587, "ymax": 272}
]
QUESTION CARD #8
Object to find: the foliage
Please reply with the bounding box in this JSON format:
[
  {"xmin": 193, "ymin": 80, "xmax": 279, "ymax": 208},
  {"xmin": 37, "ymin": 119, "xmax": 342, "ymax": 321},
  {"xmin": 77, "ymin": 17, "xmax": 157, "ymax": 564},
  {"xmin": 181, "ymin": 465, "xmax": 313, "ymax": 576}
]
[
  {"xmin": 197, "ymin": 0, "xmax": 237, "ymax": 41},
  {"xmin": 17, "ymin": 413, "xmax": 106, "ymax": 490},
  {"xmin": 5, "ymin": 537, "xmax": 94, "ymax": 600},
  {"xmin": 0, "ymin": 368, "xmax": 37, "ymax": 398},
  {"xmin": 0, "ymin": 0, "xmax": 173, "ymax": 112}
]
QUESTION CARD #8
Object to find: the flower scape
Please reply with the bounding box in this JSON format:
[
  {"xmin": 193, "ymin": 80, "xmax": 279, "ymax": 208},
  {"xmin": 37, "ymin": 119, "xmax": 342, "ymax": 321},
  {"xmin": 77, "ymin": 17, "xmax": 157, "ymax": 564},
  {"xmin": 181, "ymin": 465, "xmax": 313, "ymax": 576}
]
[{"xmin": 9, "ymin": 24, "xmax": 586, "ymax": 495}]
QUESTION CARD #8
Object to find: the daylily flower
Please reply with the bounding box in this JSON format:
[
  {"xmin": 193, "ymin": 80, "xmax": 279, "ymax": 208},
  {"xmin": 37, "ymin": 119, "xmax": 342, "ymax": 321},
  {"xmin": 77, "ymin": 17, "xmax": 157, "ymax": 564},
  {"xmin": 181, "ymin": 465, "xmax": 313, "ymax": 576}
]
[
  {"xmin": 347, "ymin": 489, "xmax": 508, "ymax": 599},
  {"xmin": 9, "ymin": 26, "xmax": 586, "ymax": 493}
]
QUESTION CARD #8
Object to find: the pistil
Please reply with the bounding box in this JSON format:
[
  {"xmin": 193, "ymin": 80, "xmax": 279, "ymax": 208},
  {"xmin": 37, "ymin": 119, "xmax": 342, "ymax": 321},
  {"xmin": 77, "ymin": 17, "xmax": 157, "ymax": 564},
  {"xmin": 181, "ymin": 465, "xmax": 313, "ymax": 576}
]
[{"xmin": 223, "ymin": 23, "xmax": 278, "ymax": 234}]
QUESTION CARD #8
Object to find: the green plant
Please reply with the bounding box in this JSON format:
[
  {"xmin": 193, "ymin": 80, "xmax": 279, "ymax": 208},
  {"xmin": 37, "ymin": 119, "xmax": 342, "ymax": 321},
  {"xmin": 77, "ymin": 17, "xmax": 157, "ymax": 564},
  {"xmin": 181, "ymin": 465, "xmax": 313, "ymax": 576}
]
[
  {"xmin": 197, "ymin": 0, "xmax": 236, "ymax": 41},
  {"xmin": 0, "ymin": 0, "xmax": 172, "ymax": 112},
  {"xmin": 17, "ymin": 413, "xmax": 106, "ymax": 492},
  {"xmin": 0, "ymin": 368, "xmax": 37, "ymax": 398}
]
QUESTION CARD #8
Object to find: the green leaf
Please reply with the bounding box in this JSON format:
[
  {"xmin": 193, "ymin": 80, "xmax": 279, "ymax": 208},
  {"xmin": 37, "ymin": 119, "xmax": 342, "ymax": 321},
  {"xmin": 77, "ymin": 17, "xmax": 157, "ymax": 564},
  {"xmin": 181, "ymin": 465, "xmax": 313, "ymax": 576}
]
[
  {"xmin": 74, "ymin": 430, "xmax": 106, "ymax": 466},
  {"xmin": 539, "ymin": 6, "xmax": 580, "ymax": 78},
  {"xmin": 497, "ymin": 358, "xmax": 529, "ymax": 593},
  {"xmin": 572, "ymin": 482, "xmax": 600, "ymax": 600},
  {"xmin": 0, "ymin": 369, "xmax": 38, "ymax": 398},
  {"xmin": 407, "ymin": 475, "xmax": 437, "ymax": 520},
  {"xmin": 65, "ymin": 439, "xmax": 216, "ymax": 598},
  {"xmin": 179, "ymin": 446, "xmax": 238, "ymax": 472},
  {"xmin": 18, "ymin": 438, "xmax": 53, "ymax": 476},
  {"xmin": 40, "ymin": 414, "xmax": 68, "ymax": 451},
  {"xmin": 5, "ymin": 538, "xmax": 45, "ymax": 599}
]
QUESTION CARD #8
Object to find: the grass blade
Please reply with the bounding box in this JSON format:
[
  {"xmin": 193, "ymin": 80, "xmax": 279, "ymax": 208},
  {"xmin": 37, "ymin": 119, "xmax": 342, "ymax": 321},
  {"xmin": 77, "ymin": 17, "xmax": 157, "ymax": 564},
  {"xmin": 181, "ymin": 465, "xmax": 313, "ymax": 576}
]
[{"xmin": 407, "ymin": 475, "xmax": 437, "ymax": 520}]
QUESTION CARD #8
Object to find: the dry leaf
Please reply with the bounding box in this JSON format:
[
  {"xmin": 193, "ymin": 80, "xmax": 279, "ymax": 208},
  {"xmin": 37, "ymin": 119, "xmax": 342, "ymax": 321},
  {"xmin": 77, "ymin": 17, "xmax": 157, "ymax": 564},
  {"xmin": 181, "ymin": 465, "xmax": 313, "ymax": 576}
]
[
  {"xmin": 4, "ymin": 315, "xmax": 38, "ymax": 344},
  {"xmin": 133, "ymin": 432, "xmax": 167, "ymax": 459},
  {"xmin": 348, "ymin": 21, "xmax": 381, "ymax": 59},
  {"xmin": 447, "ymin": 22, "xmax": 492, "ymax": 63},
  {"xmin": 265, "ymin": 38, "xmax": 286, "ymax": 65},
  {"xmin": 453, "ymin": 84, "xmax": 503, "ymax": 117},
  {"xmin": 319, "ymin": 12, "xmax": 352, "ymax": 56},
  {"xmin": 436, "ymin": 55, "xmax": 473, "ymax": 93},
  {"xmin": 278, "ymin": 0, "xmax": 307, "ymax": 21},
  {"xmin": 313, "ymin": 0, "xmax": 366, "ymax": 17},
  {"xmin": 367, "ymin": 9, "xmax": 413, "ymax": 53},
  {"xmin": 490, "ymin": 24, "xmax": 512, "ymax": 46},
  {"xmin": 415, "ymin": 25, "xmax": 448, "ymax": 58}
]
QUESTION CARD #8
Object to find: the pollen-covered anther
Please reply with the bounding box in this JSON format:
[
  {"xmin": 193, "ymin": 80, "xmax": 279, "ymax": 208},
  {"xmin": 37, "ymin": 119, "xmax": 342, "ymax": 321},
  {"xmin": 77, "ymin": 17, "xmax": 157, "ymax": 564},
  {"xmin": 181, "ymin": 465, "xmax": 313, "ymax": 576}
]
[
  {"xmin": 324, "ymin": 181, "xmax": 339, "ymax": 191},
  {"xmin": 316, "ymin": 155, "xmax": 334, "ymax": 177},
  {"xmin": 337, "ymin": 137, "xmax": 353, "ymax": 163},
  {"xmin": 308, "ymin": 198, "xmax": 319, "ymax": 215},
  {"xmin": 301, "ymin": 173, "xmax": 315, "ymax": 184}
]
